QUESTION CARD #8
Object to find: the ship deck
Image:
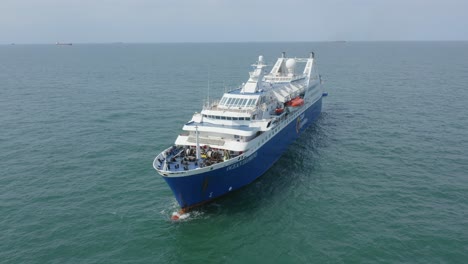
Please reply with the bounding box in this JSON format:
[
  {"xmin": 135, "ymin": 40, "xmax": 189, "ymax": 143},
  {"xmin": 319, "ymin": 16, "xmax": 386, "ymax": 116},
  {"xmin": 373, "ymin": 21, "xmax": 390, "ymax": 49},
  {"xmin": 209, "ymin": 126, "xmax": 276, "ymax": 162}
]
[{"xmin": 154, "ymin": 145, "xmax": 240, "ymax": 173}]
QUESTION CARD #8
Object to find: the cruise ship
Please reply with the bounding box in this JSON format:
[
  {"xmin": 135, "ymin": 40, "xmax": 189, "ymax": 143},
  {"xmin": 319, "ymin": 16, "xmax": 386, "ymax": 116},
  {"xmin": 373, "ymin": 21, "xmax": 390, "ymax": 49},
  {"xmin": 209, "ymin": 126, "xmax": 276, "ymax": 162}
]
[{"xmin": 153, "ymin": 52, "xmax": 325, "ymax": 216}]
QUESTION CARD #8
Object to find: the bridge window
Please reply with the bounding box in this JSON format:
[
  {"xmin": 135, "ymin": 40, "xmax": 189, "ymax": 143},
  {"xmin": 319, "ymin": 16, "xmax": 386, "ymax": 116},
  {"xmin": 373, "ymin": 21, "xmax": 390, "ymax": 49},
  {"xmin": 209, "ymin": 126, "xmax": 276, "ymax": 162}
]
[
  {"xmin": 220, "ymin": 97, "xmax": 227, "ymax": 105},
  {"xmin": 247, "ymin": 99, "xmax": 257, "ymax": 106},
  {"xmin": 220, "ymin": 97, "xmax": 258, "ymax": 108}
]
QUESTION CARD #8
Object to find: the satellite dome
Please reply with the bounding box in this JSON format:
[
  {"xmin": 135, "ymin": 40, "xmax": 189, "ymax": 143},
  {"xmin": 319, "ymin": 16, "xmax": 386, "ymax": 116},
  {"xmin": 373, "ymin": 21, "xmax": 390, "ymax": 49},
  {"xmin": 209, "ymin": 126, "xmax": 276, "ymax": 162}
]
[
  {"xmin": 286, "ymin": 59, "xmax": 296, "ymax": 76},
  {"xmin": 286, "ymin": 58, "xmax": 296, "ymax": 69}
]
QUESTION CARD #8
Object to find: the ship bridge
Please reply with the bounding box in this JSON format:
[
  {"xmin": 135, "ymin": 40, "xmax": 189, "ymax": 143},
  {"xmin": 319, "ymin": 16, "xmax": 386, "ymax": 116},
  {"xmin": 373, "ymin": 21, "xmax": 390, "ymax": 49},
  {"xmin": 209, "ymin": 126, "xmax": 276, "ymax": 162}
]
[{"xmin": 216, "ymin": 94, "xmax": 260, "ymax": 110}]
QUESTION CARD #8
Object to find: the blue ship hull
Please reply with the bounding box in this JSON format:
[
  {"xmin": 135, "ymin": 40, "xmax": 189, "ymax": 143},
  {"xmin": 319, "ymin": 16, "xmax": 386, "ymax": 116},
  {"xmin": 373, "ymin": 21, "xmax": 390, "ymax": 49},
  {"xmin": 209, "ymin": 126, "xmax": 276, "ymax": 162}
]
[{"xmin": 163, "ymin": 97, "xmax": 322, "ymax": 209}]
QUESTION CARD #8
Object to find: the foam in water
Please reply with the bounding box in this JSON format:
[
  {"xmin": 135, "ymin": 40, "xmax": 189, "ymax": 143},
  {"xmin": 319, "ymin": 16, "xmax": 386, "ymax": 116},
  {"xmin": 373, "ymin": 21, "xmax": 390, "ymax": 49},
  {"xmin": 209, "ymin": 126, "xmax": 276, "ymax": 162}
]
[
  {"xmin": 159, "ymin": 199, "xmax": 207, "ymax": 221},
  {"xmin": 171, "ymin": 211, "xmax": 190, "ymax": 220}
]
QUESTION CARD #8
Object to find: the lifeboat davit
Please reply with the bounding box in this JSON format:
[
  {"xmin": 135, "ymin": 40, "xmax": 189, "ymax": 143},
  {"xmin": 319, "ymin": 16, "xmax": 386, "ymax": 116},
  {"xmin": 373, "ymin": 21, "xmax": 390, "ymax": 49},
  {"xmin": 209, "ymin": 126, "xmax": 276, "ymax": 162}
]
[{"xmin": 286, "ymin": 97, "xmax": 304, "ymax": 107}]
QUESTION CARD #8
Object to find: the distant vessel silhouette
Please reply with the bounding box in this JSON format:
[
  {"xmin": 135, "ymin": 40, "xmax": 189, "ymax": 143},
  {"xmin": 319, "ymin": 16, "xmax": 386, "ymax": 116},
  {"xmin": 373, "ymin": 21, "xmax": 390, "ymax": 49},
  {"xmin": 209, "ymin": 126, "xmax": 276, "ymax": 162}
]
[{"xmin": 55, "ymin": 42, "xmax": 72, "ymax": 46}]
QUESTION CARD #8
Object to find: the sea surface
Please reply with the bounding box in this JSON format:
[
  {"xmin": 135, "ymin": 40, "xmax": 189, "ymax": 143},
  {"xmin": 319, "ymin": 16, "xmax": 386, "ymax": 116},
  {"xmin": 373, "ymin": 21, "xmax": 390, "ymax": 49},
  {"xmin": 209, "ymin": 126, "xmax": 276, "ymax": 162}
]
[{"xmin": 1, "ymin": 42, "xmax": 467, "ymax": 263}]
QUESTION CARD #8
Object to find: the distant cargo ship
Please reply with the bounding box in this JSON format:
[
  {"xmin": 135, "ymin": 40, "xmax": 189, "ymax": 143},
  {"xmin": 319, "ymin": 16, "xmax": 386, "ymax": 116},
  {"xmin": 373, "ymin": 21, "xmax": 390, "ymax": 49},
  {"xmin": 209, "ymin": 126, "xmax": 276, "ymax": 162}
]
[{"xmin": 55, "ymin": 42, "xmax": 72, "ymax": 46}]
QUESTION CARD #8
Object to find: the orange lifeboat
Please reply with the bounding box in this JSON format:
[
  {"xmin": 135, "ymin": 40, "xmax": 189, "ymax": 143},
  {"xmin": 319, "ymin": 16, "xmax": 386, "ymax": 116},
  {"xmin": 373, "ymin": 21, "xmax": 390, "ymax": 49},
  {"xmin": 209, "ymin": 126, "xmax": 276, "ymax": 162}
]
[
  {"xmin": 275, "ymin": 108, "xmax": 284, "ymax": 115},
  {"xmin": 286, "ymin": 97, "xmax": 304, "ymax": 107}
]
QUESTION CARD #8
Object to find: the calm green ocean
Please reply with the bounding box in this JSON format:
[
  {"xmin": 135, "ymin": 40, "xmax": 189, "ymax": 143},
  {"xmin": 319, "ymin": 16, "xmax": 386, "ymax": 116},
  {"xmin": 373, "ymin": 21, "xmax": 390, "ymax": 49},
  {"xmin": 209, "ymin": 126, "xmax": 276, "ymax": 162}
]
[{"xmin": 1, "ymin": 42, "xmax": 467, "ymax": 263}]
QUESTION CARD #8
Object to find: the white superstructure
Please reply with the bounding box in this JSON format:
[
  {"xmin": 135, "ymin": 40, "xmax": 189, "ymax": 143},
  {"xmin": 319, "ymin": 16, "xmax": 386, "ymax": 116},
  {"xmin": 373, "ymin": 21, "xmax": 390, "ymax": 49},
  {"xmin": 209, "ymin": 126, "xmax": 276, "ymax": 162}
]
[{"xmin": 153, "ymin": 52, "xmax": 323, "ymax": 176}]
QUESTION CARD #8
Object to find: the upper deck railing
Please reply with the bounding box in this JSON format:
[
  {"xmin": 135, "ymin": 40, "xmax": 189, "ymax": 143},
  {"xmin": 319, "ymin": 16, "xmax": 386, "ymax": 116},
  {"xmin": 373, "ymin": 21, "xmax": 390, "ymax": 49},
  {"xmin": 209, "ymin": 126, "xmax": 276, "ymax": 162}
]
[{"xmin": 264, "ymin": 74, "xmax": 307, "ymax": 83}]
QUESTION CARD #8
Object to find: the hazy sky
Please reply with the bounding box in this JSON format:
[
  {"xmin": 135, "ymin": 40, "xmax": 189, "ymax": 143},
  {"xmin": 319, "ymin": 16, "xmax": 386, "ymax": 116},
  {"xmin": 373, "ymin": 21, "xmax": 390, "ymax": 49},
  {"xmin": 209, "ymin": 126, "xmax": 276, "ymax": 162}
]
[{"xmin": 1, "ymin": 0, "xmax": 467, "ymax": 43}]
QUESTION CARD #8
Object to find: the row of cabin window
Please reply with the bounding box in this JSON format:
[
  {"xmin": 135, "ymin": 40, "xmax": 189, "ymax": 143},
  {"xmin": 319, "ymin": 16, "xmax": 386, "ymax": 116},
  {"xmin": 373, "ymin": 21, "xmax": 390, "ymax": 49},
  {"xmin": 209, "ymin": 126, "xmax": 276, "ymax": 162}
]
[
  {"xmin": 203, "ymin": 115, "xmax": 251, "ymax": 121},
  {"xmin": 219, "ymin": 97, "xmax": 257, "ymax": 108}
]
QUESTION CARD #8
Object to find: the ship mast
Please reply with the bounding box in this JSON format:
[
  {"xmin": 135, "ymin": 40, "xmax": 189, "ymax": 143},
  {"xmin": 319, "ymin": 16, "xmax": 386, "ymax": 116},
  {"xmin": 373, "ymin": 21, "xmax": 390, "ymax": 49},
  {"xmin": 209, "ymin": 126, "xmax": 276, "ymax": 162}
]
[{"xmin": 195, "ymin": 125, "xmax": 201, "ymax": 161}]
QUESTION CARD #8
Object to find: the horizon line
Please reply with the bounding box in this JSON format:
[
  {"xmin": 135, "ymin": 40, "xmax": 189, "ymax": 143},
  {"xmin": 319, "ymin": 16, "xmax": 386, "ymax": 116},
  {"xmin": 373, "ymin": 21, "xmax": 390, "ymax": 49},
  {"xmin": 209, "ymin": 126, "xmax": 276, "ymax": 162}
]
[{"xmin": 2, "ymin": 40, "xmax": 468, "ymax": 45}]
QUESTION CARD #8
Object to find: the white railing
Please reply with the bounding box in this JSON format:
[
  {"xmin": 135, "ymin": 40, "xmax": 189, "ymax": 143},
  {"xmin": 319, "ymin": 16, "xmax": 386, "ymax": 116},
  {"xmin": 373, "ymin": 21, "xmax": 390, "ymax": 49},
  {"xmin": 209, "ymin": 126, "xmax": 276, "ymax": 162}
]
[
  {"xmin": 265, "ymin": 74, "xmax": 306, "ymax": 83},
  {"xmin": 187, "ymin": 136, "xmax": 225, "ymax": 146},
  {"xmin": 203, "ymin": 104, "xmax": 255, "ymax": 114}
]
